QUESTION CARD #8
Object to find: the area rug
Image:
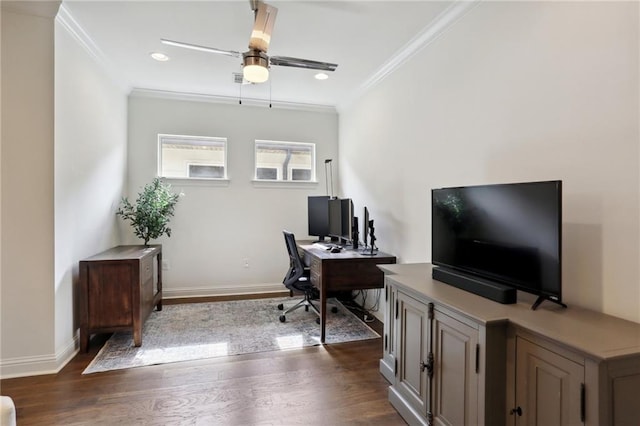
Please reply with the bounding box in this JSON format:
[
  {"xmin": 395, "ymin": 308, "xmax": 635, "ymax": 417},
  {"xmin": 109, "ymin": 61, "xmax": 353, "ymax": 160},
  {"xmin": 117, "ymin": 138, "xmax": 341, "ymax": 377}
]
[{"xmin": 83, "ymin": 297, "xmax": 378, "ymax": 374}]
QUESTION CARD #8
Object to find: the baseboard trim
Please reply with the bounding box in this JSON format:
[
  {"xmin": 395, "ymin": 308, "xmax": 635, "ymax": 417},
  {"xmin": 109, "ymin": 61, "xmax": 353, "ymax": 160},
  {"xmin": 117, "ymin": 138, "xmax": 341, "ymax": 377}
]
[
  {"xmin": 389, "ymin": 386, "xmax": 428, "ymax": 426},
  {"xmin": 162, "ymin": 284, "xmax": 286, "ymax": 300},
  {"xmin": 0, "ymin": 334, "xmax": 78, "ymax": 379}
]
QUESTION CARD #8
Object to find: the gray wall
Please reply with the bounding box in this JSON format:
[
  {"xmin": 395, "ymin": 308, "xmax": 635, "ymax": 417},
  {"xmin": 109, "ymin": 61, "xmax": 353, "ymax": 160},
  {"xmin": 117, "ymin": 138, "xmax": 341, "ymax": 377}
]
[{"xmin": 127, "ymin": 93, "xmax": 338, "ymax": 297}]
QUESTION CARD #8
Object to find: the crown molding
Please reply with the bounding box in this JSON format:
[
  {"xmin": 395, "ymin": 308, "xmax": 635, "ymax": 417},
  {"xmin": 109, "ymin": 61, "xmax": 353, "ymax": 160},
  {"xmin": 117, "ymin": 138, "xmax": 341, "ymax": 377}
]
[
  {"xmin": 337, "ymin": 0, "xmax": 481, "ymax": 113},
  {"xmin": 1, "ymin": 1, "xmax": 61, "ymax": 19},
  {"xmin": 56, "ymin": 4, "xmax": 130, "ymax": 93},
  {"xmin": 129, "ymin": 88, "xmax": 337, "ymax": 114}
]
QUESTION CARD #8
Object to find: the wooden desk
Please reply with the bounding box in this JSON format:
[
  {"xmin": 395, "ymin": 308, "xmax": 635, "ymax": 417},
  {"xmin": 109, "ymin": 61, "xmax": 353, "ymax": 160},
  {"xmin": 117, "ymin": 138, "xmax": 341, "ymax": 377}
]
[{"xmin": 298, "ymin": 242, "xmax": 396, "ymax": 343}]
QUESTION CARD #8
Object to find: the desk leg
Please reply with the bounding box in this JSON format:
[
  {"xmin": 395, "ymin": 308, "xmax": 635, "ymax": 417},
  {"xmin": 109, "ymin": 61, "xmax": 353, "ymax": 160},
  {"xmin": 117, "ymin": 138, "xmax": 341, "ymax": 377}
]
[{"xmin": 320, "ymin": 282, "xmax": 327, "ymax": 344}]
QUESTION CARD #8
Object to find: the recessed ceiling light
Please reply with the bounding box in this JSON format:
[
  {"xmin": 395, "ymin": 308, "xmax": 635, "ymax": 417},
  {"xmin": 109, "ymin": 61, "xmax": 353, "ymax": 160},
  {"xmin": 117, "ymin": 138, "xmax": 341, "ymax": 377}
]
[
  {"xmin": 315, "ymin": 72, "xmax": 329, "ymax": 80},
  {"xmin": 150, "ymin": 52, "xmax": 170, "ymax": 62}
]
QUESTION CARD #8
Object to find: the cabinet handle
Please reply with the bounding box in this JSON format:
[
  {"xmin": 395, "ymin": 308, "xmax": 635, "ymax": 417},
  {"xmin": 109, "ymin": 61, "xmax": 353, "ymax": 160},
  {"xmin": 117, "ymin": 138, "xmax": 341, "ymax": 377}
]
[
  {"xmin": 395, "ymin": 300, "xmax": 398, "ymax": 320},
  {"xmin": 420, "ymin": 352, "xmax": 434, "ymax": 378},
  {"xmin": 580, "ymin": 383, "xmax": 585, "ymax": 422},
  {"xmin": 510, "ymin": 406, "xmax": 522, "ymax": 416},
  {"xmin": 384, "ymin": 334, "xmax": 388, "ymax": 351}
]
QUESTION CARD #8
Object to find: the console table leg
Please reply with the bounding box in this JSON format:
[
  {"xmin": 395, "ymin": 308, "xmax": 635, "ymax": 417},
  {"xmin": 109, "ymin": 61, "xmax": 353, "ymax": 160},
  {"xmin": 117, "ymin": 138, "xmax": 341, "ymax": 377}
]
[{"xmin": 80, "ymin": 329, "xmax": 89, "ymax": 353}]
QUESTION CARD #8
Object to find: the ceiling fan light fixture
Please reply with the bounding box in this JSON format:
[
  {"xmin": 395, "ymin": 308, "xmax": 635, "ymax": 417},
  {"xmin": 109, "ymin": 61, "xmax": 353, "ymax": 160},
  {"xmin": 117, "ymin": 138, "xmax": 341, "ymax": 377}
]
[
  {"xmin": 243, "ymin": 50, "xmax": 270, "ymax": 83},
  {"xmin": 315, "ymin": 72, "xmax": 329, "ymax": 80}
]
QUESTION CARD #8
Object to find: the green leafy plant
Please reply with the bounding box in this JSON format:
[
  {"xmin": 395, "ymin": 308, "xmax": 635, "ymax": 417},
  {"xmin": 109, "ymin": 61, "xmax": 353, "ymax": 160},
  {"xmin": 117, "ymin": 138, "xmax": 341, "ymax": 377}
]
[{"xmin": 117, "ymin": 178, "xmax": 181, "ymax": 246}]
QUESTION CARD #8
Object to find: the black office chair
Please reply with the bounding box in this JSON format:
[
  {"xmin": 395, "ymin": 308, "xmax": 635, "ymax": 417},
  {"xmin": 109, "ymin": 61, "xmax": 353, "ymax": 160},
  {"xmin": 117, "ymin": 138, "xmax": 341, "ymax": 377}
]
[{"xmin": 278, "ymin": 230, "xmax": 337, "ymax": 323}]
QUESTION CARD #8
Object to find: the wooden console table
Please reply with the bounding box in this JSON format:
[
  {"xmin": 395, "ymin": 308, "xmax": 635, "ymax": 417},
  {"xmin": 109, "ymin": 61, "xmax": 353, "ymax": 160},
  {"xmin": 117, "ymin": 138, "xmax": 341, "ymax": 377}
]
[
  {"xmin": 79, "ymin": 245, "xmax": 162, "ymax": 352},
  {"xmin": 297, "ymin": 242, "xmax": 396, "ymax": 343}
]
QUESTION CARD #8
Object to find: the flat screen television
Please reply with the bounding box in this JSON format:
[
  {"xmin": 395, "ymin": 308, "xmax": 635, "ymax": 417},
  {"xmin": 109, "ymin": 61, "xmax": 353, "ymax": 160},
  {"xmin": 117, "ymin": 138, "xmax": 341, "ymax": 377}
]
[
  {"xmin": 308, "ymin": 196, "xmax": 330, "ymax": 241},
  {"xmin": 431, "ymin": 180, "xmax": 563, "ymax": 309}
]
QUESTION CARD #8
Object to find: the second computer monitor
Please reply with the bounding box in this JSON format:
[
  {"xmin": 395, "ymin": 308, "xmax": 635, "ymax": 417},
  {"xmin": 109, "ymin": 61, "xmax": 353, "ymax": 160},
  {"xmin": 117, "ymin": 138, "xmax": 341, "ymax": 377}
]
[
  {"xmin": 328, "ymin": 198, "xmax": 342, "ymax": 239},
  {"xmin": 341, "ymin": 198, "xmax": 354, "ymax": 243},
  {"xmin": 328, "ymin": 198, "xmax": 354, "ymax": 244}
]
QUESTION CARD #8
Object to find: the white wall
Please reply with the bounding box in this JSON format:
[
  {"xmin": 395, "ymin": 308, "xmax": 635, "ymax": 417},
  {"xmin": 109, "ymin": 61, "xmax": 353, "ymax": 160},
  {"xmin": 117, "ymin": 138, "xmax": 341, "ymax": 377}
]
[
  {"xmin": 339, "ymin": 1, "xmax": 640, "ymax": 323},
  {"xmin": 127, "ymin": 93, "xmax": 338, "ymax": 297},
  {"xmin": 1, "ymin": 2, "xmax": 59, "ymax": 376},
  {"xmin": 53, "ymin": 15, "xmax": 128, "ymax": 369}
]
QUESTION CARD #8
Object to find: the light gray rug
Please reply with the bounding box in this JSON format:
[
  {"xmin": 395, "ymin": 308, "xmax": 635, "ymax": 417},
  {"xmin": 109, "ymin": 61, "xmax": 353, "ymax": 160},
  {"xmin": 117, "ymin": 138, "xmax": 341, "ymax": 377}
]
[{"xmin": 83, "ymin": 297, "xmax": 379, "ymax": 374}]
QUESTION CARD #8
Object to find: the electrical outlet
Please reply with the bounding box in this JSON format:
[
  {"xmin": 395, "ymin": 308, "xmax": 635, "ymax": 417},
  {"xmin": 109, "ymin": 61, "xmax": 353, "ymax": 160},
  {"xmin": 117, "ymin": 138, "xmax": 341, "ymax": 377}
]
[
  {"xmin": 243, "ymin": 258, "xmax": 250, "ymax": 269},
  {"xmin": 162, "ymin": 260, "xmax": 170, "ymax": 271}
]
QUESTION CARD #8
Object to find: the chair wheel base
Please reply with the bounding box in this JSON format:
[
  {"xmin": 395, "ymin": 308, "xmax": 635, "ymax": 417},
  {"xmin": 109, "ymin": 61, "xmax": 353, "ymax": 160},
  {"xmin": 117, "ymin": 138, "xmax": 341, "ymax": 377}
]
[
  {"xmin": 279, "ymin": 315, "xmax": 286, "ymax": 323},
  {"xmin": 331, "ymin": 306, "xmax": 338, "ymax": 314},
  {"xmin": 316, "ymin": 317, "xmax": 321, "ymax": 325},
  {"xmin": 277, "ymin": 303, "xmax": 284, "ymax": 310}
]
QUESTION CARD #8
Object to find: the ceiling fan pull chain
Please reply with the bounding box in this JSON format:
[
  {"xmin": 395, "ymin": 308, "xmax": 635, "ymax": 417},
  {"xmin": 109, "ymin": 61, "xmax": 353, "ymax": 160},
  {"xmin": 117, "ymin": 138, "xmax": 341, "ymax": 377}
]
[
  {"xmin": 239, "ymin": 80, "xmax": 242, "ymax": 105},
  {"xmin": 269, "ymin": 77, "xmax": 272, "ymax": 108}
]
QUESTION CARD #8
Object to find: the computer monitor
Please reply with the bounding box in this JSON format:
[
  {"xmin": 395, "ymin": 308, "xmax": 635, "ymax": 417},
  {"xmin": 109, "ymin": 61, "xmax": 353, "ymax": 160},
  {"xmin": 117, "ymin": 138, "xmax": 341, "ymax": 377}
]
[
  {"xmin": 340, "ymin": 198, "xmax": 354, "ymax": 244},
  {"xmin": 363, "ymin": 206, "xmax": 369, "ymax": 248},
  {"xmin": 328, "ymin": 198, "xmax": 343, "ymax": 239},
  {"xmin": 308, "ymin": 196, "xmax": 330, "ymax": 241}
]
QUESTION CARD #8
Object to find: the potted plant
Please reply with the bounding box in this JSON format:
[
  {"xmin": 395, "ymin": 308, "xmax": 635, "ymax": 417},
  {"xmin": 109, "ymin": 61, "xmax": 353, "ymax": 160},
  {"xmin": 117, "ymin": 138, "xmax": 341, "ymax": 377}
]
[{"xmin": 116, "ymin": 178, "xmax": 181, "ymax": 246}]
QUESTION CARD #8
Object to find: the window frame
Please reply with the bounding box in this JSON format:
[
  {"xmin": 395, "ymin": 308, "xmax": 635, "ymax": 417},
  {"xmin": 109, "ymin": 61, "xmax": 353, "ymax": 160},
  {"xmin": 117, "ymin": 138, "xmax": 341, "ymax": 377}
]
[
  {"xmin": 253, "ymin": 139, "xmax": 317, "ymax": 184},
  {"xmin": 158, "ymin": 133, "xmax": 228, "ymax": 181}
]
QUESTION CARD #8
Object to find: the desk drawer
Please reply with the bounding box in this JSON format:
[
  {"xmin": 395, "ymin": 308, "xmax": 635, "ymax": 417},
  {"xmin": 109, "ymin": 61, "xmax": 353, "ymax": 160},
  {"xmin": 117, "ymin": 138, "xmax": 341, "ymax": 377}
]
[
  {"xmin": 326, "ymin": 260, "xmax": 387, "ymax": 290},
  {"xmin": 310, "ymin": 257, "xmax": 322, "ymax": 287}
]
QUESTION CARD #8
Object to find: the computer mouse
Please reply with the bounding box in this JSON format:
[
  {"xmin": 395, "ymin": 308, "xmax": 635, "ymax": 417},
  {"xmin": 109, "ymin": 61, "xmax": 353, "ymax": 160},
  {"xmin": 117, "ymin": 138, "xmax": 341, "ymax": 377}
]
[{"xmin": 330, "ymin": 247, "xmax": 341, "ymax": 253}]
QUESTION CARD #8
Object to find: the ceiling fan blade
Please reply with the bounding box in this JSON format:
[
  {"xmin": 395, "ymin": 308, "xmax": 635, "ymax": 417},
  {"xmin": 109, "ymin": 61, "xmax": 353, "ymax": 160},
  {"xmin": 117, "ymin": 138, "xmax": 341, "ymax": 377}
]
[
  {"xmin": 161, "ymin": 39, "xmax": 241, "ymax": 58},
  {"xmin": 248, "ymin": 1, "xmax": 278, "ymax": 52},
  {"xmin": 269, "ymin": 56, "xmax": 338, "ymax": 72}
]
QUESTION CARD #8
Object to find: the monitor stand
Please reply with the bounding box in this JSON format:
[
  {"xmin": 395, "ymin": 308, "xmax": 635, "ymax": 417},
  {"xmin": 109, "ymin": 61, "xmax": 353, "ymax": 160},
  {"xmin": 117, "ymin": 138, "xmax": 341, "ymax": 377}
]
[{"xmin": 531, "ymin": 295, "xmax": 568, "ymax": 310}]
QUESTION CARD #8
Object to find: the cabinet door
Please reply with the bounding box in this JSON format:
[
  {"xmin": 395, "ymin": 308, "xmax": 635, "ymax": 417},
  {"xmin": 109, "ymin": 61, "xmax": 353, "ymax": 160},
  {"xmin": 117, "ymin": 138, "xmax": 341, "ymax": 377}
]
[
  {"xmin": 515, "ymin": 337, "xmax": 584, "ymax": 426},
  {"xmin": 381, "ymin": 282, "xmax": 398, "ymax": 383},
  {"xmin": 87, "ymin": 263, "xmax": 133, "ymax": 328},
  {"xmin": 396, "ymin": 290, "xmax": 430, "ymax": 416},
  {"xmin": 432, "ymin": 308, "xmax": 479, "ymax": 426}
]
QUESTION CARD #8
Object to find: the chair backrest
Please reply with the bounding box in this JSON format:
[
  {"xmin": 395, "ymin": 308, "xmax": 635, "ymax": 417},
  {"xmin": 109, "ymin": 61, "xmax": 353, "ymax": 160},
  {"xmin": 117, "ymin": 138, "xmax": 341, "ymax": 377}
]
[{"xmin": 283, "ymin": 230, "xmax": 305, "ymax": 287}]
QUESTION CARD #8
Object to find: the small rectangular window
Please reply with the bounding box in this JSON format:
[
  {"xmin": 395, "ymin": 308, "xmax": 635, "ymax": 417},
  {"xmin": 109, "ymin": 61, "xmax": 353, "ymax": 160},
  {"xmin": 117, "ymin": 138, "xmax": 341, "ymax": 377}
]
[
  {"xmin": 188, "ymin": 164, "xmax": 225, "ymax": 178},
  {"xmin": 255, "ymin": 140, "xmax": 315, "ymax": 182},
  {"xmin": 159, "ymin": 134, "xmax": 227, "ymax": 180},
  {"xmin": 257, "ymin": 167, "xmax": 278, "ymax": 180}
]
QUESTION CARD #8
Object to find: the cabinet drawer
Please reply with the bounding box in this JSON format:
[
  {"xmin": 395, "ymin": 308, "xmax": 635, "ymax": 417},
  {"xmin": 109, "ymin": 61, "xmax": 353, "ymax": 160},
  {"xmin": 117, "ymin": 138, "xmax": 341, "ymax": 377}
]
[
  {"xmin": 310, "ymin": 257, "xmax": 321, "ymax": 287},
  {"xmin": 141, "ymin": 256, "xmax": 154, "ymax": 284}
]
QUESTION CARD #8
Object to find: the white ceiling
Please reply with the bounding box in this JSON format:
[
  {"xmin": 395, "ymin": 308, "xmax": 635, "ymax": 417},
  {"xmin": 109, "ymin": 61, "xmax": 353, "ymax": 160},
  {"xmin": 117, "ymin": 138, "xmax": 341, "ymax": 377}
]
[{"xmin": 61, "ymin": 1, "xmax": 453, "ymax": 108}]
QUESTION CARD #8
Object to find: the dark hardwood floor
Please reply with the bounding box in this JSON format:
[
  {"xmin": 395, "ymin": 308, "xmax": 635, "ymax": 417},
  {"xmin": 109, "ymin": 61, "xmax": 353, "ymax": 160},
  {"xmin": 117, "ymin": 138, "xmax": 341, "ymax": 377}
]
[{"xmin": 0, "ymin": 298, "xmax": 405, "ymax": 426}]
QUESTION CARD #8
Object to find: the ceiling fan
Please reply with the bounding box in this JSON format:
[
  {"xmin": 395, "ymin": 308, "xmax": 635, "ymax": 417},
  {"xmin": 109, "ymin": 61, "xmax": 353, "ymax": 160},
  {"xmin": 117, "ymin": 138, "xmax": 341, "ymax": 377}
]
[{"xmin": 161, "ymin": 0, "xmax": 338, "ymax": 84}]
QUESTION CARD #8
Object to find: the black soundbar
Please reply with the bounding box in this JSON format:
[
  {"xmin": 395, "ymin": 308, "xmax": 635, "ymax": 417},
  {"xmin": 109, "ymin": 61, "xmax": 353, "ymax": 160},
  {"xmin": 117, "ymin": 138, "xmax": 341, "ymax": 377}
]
[{"xmin": 432, "ymin": 267, "xmax": 517, "ymax": 304}]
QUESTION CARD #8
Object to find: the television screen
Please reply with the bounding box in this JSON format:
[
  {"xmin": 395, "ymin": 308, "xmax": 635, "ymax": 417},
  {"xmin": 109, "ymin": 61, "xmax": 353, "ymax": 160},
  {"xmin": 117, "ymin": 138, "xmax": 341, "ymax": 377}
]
[
  {"xmin": 308, "ymin": 196, "xmax": 330, "ymax": 241},
  {"xmin": 432, "ymin": 180, "xmax": 562, "ymax": 306}
]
